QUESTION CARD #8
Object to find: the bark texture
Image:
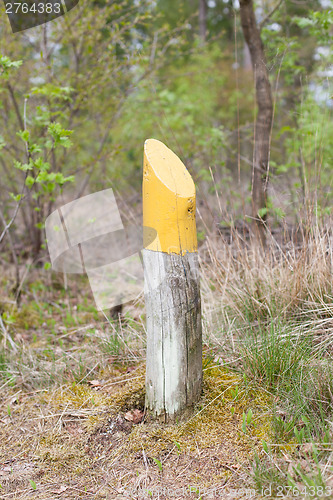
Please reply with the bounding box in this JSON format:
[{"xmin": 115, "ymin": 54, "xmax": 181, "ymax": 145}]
[
  {"xmin": 239, "ymin": 0, "xmax": 273, "ymax": 246},
  {"xmin": 199, "ymin": 0, "xmax": 207, "ymax": 42}
]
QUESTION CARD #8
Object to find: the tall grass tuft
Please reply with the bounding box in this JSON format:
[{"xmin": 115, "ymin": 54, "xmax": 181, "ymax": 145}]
[
  {"xmin": 239, "ymin": 319, "xmax": 312, "ymax": 393},
  {"xmin": 200, "ymin": 216, "xmax": 333, "ymax": 492}
]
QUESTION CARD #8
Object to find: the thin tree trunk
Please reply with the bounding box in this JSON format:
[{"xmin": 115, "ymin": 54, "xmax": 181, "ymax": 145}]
[
  {"xmin": 239, "ymin": 0, "xmax": 273, "ymax": 246},
  {"xmin": 199, "ymin": 0, "xmax": 207, "ymax": 42}
]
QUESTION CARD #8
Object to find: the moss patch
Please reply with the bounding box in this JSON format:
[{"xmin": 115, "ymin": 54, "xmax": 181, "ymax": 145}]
[{"xmin": 0, "ymin": 361, "xmax": 273, "ymax": 498}]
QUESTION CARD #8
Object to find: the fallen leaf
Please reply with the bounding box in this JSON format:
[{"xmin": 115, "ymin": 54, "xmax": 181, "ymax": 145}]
[
  {"xmin": 124, "ymin": 409, "xmax": 144, "ymax": 424},
  {"xmin": 66, "ymin": 423, "xmax": 84, "ymax": 436},
  {"xmin": 88, "ymin": 380, "xmax": 102, "ymax": 387},
  {"xmin": 50, "ymin": 485, "xmax": 68, "ymax": 494},
  {"xmin": 124, "ymin": 411, "xmax": 133, "ymax": 422}
]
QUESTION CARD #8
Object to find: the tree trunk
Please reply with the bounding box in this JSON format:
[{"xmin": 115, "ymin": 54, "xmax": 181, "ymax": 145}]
[
  {"xmin": 199, "ymin": 0, "xmax": 207, "ymax": 42},
  {"xmin": 239, "ymin": 0, "xmax": 273, "ymax": 246}
]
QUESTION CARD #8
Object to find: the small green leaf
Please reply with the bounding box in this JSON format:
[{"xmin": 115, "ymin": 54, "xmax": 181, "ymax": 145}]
[
  {"xmin": 34, "ymin": 157, "xmax": 50, "ymax": 171},
  {"xmin": 258, "ymin": 207, "xmax": 268, "ymax": 218},
  {"xmin": 276, "ymin": 164, "xmax": 289, "ymax": 174},
  {"xmin": 274, "ymin": 207, "xmax": 285, "ymax": 219},
  {"xmin": 29, "ymin": 479, "xmax": 37, "ymax": 490},
  {"xmin": 0, "ymin": 135, "xmax": 6, "ymax": 150},
  {"xmin": 64, "ymin": 175, "xmax": 75, "ymax": 184},
  {"xmin": 242, "ymin": 412, "xmax": 247, "ymax": 433},
  {"xmin": 14, "ymin": 160, "xmax": 33, "ymax": 172},
  {"xmin": 262, "ymin": 440, "xmax": 269, "ymax": 453},
  {"xmin": 293, "ymin": 16, "xmax": 314, "ymax": 28},
  {"xmin": 31, "ymin": 84, "xmax": 74, "ymax": 101},
  {"xmin": 48, "ymin": 122, "xmax": 73, "ymax": 149},
  {"xmin": 44, "ymin": 262, "xmax": 52, "ymax": 270},
  {"xmin": 9, "ymin": 193, "xmax": 22, "ymax": 202},
  {"xmin": 3, "ymin": 312, "xmax": 15, "ymax": 325},
  {"xmin": 247, "ymin": 409, "xmax": 253, "ymax": 425},
  {"xmin": 279, "ymin": 125, "xmax": 292, "ymax": 134},
  {"xmin": 25, "ymin": 176, "xmax": 35, "ymax": 189},
  {"xmin": 151, "ymin": 457, "xmax": 162, "ymax": 472},
  {"xmin": 29, "ymin": 143, "xmax": 42, "ymax": 154},
  {"xmin": 174, "ymin": 441, "xmax": 181, "ymax": 455},
  {"xmin": 301, "ymin": 415, "xmax": 310, "ymax": 426},
  {"xmin": 0, "ymin": 56, "xmax": 22, "ymax": 79},
  {"xmin": 17, "ymin": 130, "xmax": 30, "ymax": 142}
]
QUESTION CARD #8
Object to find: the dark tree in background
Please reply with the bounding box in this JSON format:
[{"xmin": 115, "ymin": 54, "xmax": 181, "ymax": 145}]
[
  {"xmin": 199, "ymin": 0, "xmax": 207, "ymax": 42},
  {"xmin": 239, "ymin": 0, "xmax": 274, "ymax": 246}
]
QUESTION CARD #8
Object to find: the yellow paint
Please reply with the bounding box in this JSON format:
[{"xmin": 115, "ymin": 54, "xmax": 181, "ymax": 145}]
[{"xmin": 143, "ymin": 138, "xmax": 197, "ymax": 255}]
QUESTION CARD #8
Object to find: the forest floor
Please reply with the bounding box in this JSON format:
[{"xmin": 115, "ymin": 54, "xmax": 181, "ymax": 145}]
[
  {"xmin": 0, "ymin": 279, "xmax": 271, "ymax": 500},
  {"xmin": 1, "ymin": 223, "xmax": 333, "ymax": 499}
]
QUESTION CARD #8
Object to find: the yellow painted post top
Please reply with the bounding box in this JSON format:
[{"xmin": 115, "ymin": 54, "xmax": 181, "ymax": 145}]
[{"xmin": 143, "ymin": 138, "xmax": 197, "ymax": 255}]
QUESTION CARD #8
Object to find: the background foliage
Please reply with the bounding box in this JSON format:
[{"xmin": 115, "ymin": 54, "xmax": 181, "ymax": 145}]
[{"xmin": 0, "ymin": 0, "xmax": 332, "ymax": 260}]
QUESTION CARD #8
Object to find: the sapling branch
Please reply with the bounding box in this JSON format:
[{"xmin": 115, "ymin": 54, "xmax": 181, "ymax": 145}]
[
  {"xmin": 6, "ymin": 83, "xmax": 24, "ymax": 131},
  {"xmin": 0, "ymin": 207, "xmax": 20, "ymax": 293},
  {"xmin": 259, "ymin": 0, "xmax": 284, "ymax": 31}
]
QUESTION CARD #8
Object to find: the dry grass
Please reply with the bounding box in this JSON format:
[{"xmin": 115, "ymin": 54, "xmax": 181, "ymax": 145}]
[
  {"xmin": 0, "ymin": 217, "xmax": 333, "ymax": 498},
  {"xmin": 0, "ymin": 360, "xmax": 272, "ymax": 499}
]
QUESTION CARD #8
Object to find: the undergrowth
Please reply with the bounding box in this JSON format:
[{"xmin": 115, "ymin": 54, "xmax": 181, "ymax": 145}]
[
  {"xmin": 0, "ymin": 218, "xmax": 333, "ymax": 497},
  {"xmin": 200, "ymin": 218, "xmax": 333, "ymax": 497}
]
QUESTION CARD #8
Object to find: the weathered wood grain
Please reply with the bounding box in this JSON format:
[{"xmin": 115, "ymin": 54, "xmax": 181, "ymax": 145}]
[
  {"xmin": 143, "ymin": 139, "xmax": 202, "ymax": 422},
  {"xmin": 143, "ymin": 249, "xmax": 202, "ymax": 421}
]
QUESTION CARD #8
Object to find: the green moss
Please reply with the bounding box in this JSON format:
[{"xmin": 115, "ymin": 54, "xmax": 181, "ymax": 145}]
[
  {"xmin": 0, "ymin": 359, "xmax": 277, "ymax": 496},
  {"xmin": 112, "ymin": 364, "xmax": 274, "ymax": 488},
  {"xmin": 37, "ymin": 433, "xmax": 88, "ymax": 471}
]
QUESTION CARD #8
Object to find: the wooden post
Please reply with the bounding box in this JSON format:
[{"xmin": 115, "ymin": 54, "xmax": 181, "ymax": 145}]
[{"xmin": 142, "ymin": 139, "xmax": 202, "ymax": 423}]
